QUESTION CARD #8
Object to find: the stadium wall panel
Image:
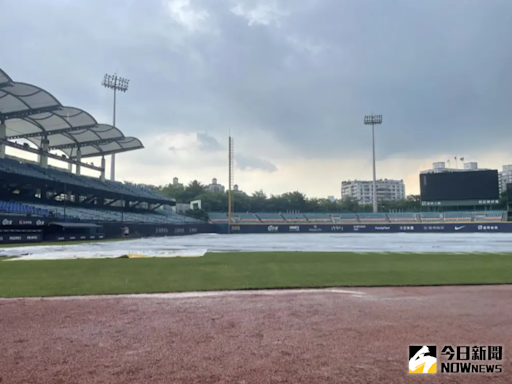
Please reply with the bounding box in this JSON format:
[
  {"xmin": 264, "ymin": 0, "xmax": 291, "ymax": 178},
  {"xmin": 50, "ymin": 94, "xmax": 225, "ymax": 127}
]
[
  {"xmin": 101, "ymin": 222, "xmax": 215, "ymax": 239},
  {"xmin": 215, "ymin": 223, "xmax": 512, "ymax": 234},
  {"xmin": 0, "ymin": 216, "xmax": 47, "ymax": 226},
  {"xmin": 0, "ymin": 233, "xmax": 42, "ymax": 244},
  {"xmin": 45, "ymin": 234, "xmax": 105, "ymax": 242}
]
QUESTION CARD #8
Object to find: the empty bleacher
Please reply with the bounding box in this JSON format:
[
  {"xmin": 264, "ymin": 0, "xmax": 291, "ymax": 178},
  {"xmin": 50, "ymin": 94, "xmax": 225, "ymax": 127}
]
[
  {"xmin": 356, "ymin": 213, "xmax": 388, "ymax": 222},
  {"xmin": 256, "ymin": 212, "xmax": 285, "ymax": 222},
  {"xmin": 233, "ymin": 212, "xmax": 260, "ymax": 223},
  {"xmin": 304, "ymin": 213, "xmax": 331, "ymax": 222},
  {"xmin": 419, "ymin": 212, "xmax": 442, "ymax": 222},
  {"xmin": 387, "ymin": 212, "xmax": 417, "ymax": 222},
  {"xmin": 0, "ymin": 158, "xmax": 54, "ymax": 181},
  {"xmin": 331, "ymin": 213, "xmax": 358, "ymax": 223},
  {"xmin": 209, "ymin": 212, "xmax": 228, "ymax": 223},
  {"xmin": 474, "ymin": 210, "xmax": 505, "ymax": 221},
  {"xmin": 45, "ymin": 202, "xmax": 200, "ymax": 224},
  {"xmin": 209, "ymin": 210, "xmax": 507, "ymax": 224},
  {"xmin": 0, "ymin": 199, "xmax": 203, "ymax": 224},
  {"xmin": 443, "ymin": 211, "xmax": 473, "ymax": 222},
  {"xmin": 0, "ymin": 200, "xmax": 48, "ymax": 217},
  {"xmin": 281, "ymin": 213, "xmax": 307, "ymax": 222},
  {"xmin": 0, "ymin": 157, "xmax": 171, "ymax": 202}
]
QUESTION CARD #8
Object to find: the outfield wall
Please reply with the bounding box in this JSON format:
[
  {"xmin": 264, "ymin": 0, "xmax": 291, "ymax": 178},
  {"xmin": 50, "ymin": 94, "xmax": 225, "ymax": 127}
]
[
  {"xmin": 215, "ymin": 222, "xmax": 511, "ymax": 234},
  {"xmin": 0, "ymin": 214, "xmax": 215, "ymax": 244},
  {"xmin": 101, "ymin": 222, "xmax": 215, "ymax": 238}
]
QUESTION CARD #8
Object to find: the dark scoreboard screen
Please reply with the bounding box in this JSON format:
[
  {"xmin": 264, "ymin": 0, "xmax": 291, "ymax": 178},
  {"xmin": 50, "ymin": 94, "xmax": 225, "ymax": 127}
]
[{"xmin": 420, "ymin": 170, "xmax": 499, "ymax": 202}]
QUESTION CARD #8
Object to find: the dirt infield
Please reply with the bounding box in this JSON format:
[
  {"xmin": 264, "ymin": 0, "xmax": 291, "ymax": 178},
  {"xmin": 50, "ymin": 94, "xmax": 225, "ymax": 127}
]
[{"xmin": 1, "ymin": 286, "xmax": 511, "ymax": 383}]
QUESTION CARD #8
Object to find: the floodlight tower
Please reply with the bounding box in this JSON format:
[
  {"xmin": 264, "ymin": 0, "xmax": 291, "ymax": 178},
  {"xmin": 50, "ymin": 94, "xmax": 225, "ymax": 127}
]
[
  {"xmin": 364, "ymin": 114, "xmax": 383, "ymax": 213},
  {"xmin": 102, "ymin": 73, "xmax": 130, "ymax": 181},
  {"xmin": 228, "ymin": 136, "xmax": 234, "ymax": 234}
]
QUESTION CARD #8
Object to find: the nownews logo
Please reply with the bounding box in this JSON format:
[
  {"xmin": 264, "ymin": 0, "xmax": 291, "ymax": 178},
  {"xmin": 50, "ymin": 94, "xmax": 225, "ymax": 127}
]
[
  {"xmin": 409, "ymin": 345, "xmax": 503, "ymax": 374},
  {"xmin": 409, "ymin": 346, "xmax": 437, "ymax": 374}
]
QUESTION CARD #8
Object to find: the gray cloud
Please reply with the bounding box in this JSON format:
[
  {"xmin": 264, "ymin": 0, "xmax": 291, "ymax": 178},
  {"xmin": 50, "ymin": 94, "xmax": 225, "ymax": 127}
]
[
  {"xmin": 236, "ymin": 155, "xmax": 278, "ymax": 173},
  {"xmin": 196, "ymin": 132, "xmax": 223, "ymax": 152},
  {"xmin": 1, "ymin": 0, "xmax": 512, "ymax": 168}
]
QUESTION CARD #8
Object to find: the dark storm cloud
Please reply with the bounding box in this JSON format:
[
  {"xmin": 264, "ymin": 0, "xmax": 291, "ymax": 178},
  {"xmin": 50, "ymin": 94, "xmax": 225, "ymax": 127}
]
[{"xmin": 1, "ymin": 0, "xmax": 512, "ymax": 163}]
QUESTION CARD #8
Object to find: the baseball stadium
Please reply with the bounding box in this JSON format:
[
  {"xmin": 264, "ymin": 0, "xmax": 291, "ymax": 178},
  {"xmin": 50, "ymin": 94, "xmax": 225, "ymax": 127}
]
[{"xmin": 1, "ymin": 67, "xmax": 511, "ymax": 383}]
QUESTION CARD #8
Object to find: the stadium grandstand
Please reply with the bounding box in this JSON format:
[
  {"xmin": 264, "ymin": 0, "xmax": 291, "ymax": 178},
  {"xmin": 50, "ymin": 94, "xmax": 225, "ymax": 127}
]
[
  {"xmin": 209, "ymin": 210, "xmax": 506, "ymax": 224},
  {"xmin": 0, "ymin": 67, "xmax": 209, "ymax": 244}
]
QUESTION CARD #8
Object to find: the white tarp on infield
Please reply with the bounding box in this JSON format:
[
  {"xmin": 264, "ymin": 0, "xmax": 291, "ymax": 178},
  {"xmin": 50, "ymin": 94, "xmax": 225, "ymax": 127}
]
[{"xmin": 2, "ymin": 233, "xmax": 512, "ymax": 260}]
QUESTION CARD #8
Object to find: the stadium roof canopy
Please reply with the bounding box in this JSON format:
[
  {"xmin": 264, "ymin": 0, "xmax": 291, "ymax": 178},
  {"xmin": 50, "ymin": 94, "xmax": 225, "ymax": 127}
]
[
  {"xmin": 0, "ymin": 82, "xmax": 62, "ymax": 119},
  {"xmin": 0, "ymin": 67, "xmax": 144, "ymax": 159},
  {"xmin": 62, "ymin": 137, "xmax": 144, "ymax": 159},
  {"xmin": 0, "ymin": 68, "xmax": 13, "ymax": 85}
]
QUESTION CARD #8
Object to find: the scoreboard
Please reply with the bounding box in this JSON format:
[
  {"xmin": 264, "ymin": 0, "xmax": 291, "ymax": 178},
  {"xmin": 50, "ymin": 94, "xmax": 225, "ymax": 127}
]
[{"xmin": 420, "ymin": 170, "xmax": 499, "ymax": 203}]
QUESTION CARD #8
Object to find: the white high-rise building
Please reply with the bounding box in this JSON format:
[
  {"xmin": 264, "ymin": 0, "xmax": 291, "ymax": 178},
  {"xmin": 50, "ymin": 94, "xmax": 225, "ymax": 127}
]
[
  {"xmin": 341, "ymin": 179, "xmax": 405, "ymax": 204},
  {"xmin": 464, "ymin": 162, "xmax": 478, "ymax": 170},
  {"xmin": 499, "ymin": 165, "xmax": 512, "ymax": 193}
]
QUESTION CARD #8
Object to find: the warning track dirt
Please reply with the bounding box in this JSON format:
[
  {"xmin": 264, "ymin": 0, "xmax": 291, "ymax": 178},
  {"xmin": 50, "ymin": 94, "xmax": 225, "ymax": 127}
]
[{"xmin": 0, "ymin": 285, "xmax": 510, "ymax": 383}]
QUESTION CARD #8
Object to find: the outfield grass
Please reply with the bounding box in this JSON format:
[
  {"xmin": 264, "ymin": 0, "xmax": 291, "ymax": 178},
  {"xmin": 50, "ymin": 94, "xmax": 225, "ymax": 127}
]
[
  {"xmin": 1, "ymin": 252, "xmax": 512, "ymax": 297},
  {"xmin": 0, "ymin": 252, "xmax": 512, "ymax": 297}
]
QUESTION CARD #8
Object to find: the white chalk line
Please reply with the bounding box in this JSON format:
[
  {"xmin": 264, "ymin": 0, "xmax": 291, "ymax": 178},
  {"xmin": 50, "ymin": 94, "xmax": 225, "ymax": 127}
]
[{"xmin": 0, "ymin": 288, "xmax": 368, "ymax": 301}]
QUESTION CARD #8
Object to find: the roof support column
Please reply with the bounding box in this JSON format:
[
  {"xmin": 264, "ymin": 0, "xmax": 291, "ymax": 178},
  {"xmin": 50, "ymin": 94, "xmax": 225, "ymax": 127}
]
[
  {"xmin": 100, "ymin": 156, "xmax": 106, "ymax": 182},
  {"xmin": 39, "ymin": 136, "xmax": 49, "ymax": 168},
  {"xmin": 68, "ymin": 161, "xmax": 72, "ymax": 172},
  {"xmin": 76, "ymin": 148, "xmax": 82, "ymax": 176},
  {"xmin": 110, "ymin": 153, "xmax": 116, "ymax": 181},
  {"xmin": 0, "ymin": 119, "xmax": 6, "ymax": 159}
]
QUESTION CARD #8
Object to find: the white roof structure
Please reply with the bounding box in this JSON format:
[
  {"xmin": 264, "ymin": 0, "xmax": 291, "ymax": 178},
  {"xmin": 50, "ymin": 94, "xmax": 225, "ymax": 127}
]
[{"xmin": 0, "ymin": 68, "xmax": 143, "ymax": 158}]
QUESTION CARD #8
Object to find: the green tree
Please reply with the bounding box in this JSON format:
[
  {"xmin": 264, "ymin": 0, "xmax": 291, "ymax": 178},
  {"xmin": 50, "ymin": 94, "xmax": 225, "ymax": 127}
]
[
  {"xmin": 185, "ymin": 208, "xmax": 209, "ymax": 221},
  {"xmin": 157, "ymin": 179, "xmax": 441, "ymax": 213}
]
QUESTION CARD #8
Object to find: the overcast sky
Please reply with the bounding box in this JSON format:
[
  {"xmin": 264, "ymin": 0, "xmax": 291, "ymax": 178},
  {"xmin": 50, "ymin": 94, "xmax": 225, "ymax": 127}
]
[{"xmin": 2, "ymin": 0, "xmax": 512, "ymax": 197}]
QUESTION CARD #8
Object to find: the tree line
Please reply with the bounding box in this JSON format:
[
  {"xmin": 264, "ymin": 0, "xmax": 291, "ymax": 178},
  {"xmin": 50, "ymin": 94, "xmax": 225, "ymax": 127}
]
[
  {"xmin": 154, "ymin": 180, "xmax": 430, "ymax": 214},
  {"xmin": 141, "ymin": 180, "xmax": 508, "ymax": 220}
]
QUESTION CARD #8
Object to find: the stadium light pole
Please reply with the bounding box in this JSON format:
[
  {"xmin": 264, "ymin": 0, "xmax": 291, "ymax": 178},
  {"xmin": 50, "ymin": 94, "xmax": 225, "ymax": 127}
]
[
  {"xmin": 102, "ymin": 73, "xmax": 130, "ymax": 181},
  {"xmin": 364, "ymin": 114, "xmax": 383, "ymax": 213}
]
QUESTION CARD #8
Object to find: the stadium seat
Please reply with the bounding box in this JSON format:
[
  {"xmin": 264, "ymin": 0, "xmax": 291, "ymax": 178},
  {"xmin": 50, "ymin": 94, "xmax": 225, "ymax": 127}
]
[
  {"xmin": 331, "ymin": 213, "xmax": 358, "ymax": 223},
  {"xmin": 209, "ymin": 212, "xmax": 229, "ymax": 223},
  {"xmin": 281, "ymin": 213, "xmax": 307, "ymax": 222},
  {"xmin": 233, "ymin": 212, "xmax": 261, "ymax": 223},
  {"xmin": 0, "ymin": 199, "xmax": 203, "ymax": 224},
  {"xmin": 255, "ymin": 213, "xmax": 285, "ymax": 222},
  {"xmin": 443, "ymin": 211, "xmax": 473, "ymax": 222},
  {"xmin": 387, "ymin": 212, "xmax": 417, "ymax": 222},
  {"xmin": 304, "ymin": 213, "xmax": 331, "ymax": 222},
  {"xmin": 356, "ymin": 213, "xmax": 389, "ymax": 223},
  {"xmin": 419, "ymin": 212, "xmax": 442, "ymax": 222},
  {"xmin": 0, "ymin": 157, "xmax": 172, "ymax": 202},
  {"xmin": 474, "ymin": 210, "xmax": 505, "ymax": 222}
]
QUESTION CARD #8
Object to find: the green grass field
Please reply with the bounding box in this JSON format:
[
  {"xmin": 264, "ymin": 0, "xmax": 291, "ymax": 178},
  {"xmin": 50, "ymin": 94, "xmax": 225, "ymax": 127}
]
[{"xmin": 1, "ymin": 252, "xmax": 512, "ymax": 298}]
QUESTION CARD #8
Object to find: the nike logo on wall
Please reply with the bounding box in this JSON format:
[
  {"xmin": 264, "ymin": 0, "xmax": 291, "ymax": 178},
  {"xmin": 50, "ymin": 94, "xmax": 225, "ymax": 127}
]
[{"xmin": 454, "ymin": 226, "xmax": 465, "ymax": 231}]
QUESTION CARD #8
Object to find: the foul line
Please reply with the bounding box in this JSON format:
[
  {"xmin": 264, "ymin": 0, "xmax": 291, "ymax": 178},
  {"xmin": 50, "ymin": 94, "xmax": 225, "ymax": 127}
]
[{"xmin": 0, "ymin": 288, "xmax": 368, "ymax": 301}]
